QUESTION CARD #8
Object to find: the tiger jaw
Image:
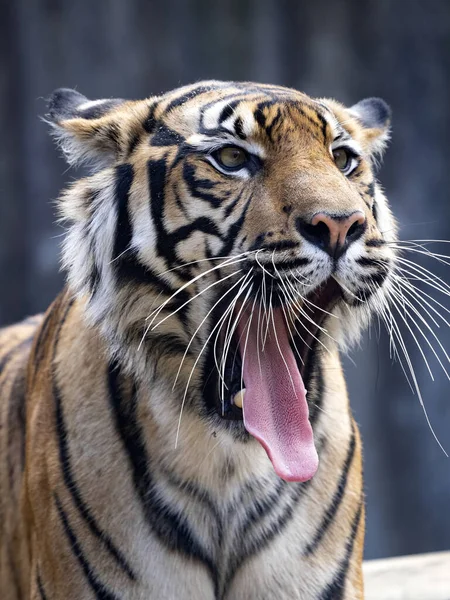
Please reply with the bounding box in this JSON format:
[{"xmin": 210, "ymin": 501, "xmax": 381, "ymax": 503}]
[
  {"xmin": 198, "ymin": 275, "xmax": 347, "ymax": 481},
  {"xmin": 203, "ymin": 276, "xmax": 343, "ymax": 422}
]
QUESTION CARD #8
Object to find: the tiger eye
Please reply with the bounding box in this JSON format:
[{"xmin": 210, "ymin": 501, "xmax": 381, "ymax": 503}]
[
  {"xmin": 333, "ymin": 148, "xmax": 350, "ymax": 171},
  {"xmin": 217, "ymin": 146, "xmax": 247, "ymax": 169}
]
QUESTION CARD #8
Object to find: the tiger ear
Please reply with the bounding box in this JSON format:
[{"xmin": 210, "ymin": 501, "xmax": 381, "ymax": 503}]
[
  {"xmin": 322, "ymin": 96, "xmax": 391, "ymax": 159},
  {"xmin": 348, "ymin": 97, "xmax": 391, "ymax": 157},
  {"xmin": 46, "ymin": 88, "xmax": 130, "ymax": 168}
]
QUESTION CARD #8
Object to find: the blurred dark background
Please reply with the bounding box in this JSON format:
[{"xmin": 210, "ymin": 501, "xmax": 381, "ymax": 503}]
[{"xmin": 1, "ymin": 0, "xmax": 449, "ymax": 560}]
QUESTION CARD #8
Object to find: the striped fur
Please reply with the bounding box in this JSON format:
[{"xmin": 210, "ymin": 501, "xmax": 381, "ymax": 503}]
[{"xmin": 1, "ymin": 81, "xmax": 396, "ymax": 599}]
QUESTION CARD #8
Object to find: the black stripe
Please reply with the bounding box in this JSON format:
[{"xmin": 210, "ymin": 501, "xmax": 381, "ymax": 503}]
[
  {"xmin": 315, "ymin": 109, "xmax": 329, "ymax": 143},
  {"xmin": 224, "ymin": 190, "xmax": 244, "ymax": 219},
  {"xmin": 305, "ymin": 351, "xmax": 325, "ymax": 427},
  {"xmin": 127, "ymin": 131, "xmax": 141, "ymax": 156},
  {"xmin": 218, "ymin": 102, "xmax": 238, "ymax": 123},
  {"xmin": 107, "ymin": 160, "xmax": 188, "ymax": 311},
  {"xmin": 112, "ymin": 163, "xmax": 134, "ymax": 264},
  {"xmin": 54, "ymin": 494, "xmax": 121, "ymax": 600},
  {"xmin": 146, "ymin": 332, "xmax": 191, "ymax": 372},
  {"xmin": 174, "ymin": 182, "xmax": 190, "ymax": 218},
  {"xmin": 169, "ymin": 217, "xmax": 222, "ymax": 246},
  {"xmin": 182, "ymin": 162, "xmax": 223, "ymax": 208},
  {"xmin": 107, "ymin": 362, "xmax": 219, "ymax": 596},
  {"xmin": 225, "ymin": 482, "xmax": 309, "ymax": 591},
  {"xmin": 115, "ymin": 249, "xmax": 181, "ymax": 297},
  {"xmin": 89, "ymin": 256, "xmax": 101, "ymax": 297},
  {"xmin": 295, "ymin": 107, "xmax": 324, "ymax": 142},
  {"xmin": 265, "ymin": 107, "xmax": 282, "ymax": 141},
  {"xmin": 219, "ymin": 196, "xmax": 252, "ymax": 256},
  {"xmin": 304, "ymin": 422, "xmax": 356, "ymax": 555},
  {"xmin": 148, "ymin": 157, "xmax": 175, "ymax": 260},
  {"xmin": 84, "ymin": 198, "xmax": 102, "ymax": 297},
  {"xmin": 148, "ymin": 157, "xmax": 221, "ymax": 295},
  {"xmin": 234, "ymin": 116, "xmax": 246, "ymax": 139},
  {"xmin": 78, "ymin": 99, "xmax": 124, "ymax": 120},
  {"xmin": 319, "ymin": 499, "xmax": 364, "ymax": 600},
  {"xmin": 267, "ymin": 257, "xmax": 310, "ymax": 271},
  {"xmin": 52, "ymin": 299, "xmax": 136, "ymax": 581},
  {"xmin": 151, "ymin": 123, "xmax": 184, "ymax": 147},
  {"xmin": 237, "ymin": 478, "xmax": 287, "ymax": 539},
  {"xmin": 248, "ymin": 238, "xmax": 300, "ymax": 253},
  {"xmin": 372, "ymin": 197, "xmax": 379, "ymax": 223},
  {"xmin": 253, "ymin": 107, "xmax": 266, "ymax": 129},
  {"xmin": 361, "ymin": 270, "xmax": 388, "ymax": 288},
  {"xmin": 366, "ymin": 238, "xmax": 386, "ymax": 248},
  {"xmin": 103, "ymin": 122, "xmax": 122, "ymax": 154},
  {"xmin": 162, "ymin": 469, "xmax": 222, "ymax": 535},
  {"xmin": 199, "ymin": 93, "xmax": 260, "ymax": 132},
  {"xmin": 37, "ymin": 573, "xmax": 48, "ymax": 600},
  {"xmin": 143, "ymin": 102, "xmax": 157, "ymax": 134},
  {"xmin": 165, "ymin": 84, "xmax": 216, "ymax": 112},
  {"xmin": 32, "ymin": 308, "xmax": 54, "ymax": 370},
  {"xmin": 356, "ymin": 256, "xmax": 389, "ymax": 268}
]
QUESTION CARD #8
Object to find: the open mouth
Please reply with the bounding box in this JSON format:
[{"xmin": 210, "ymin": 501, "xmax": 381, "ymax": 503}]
[{"xmin": 203, "ymin": 277, "xmax": 342, "ymax": 482}]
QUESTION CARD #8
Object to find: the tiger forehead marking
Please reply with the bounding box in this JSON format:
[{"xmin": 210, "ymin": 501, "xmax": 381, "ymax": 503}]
[
  {"xmin": 110, "ymin": 83, "xmax": 384, "ymax": 267},
  {"xmin": 1, "ymin": 80, "xmax": 396, "ymax": 599},
  {"xmin": 157, "ymin": 89, "xmax": 376, "ymax": 223}
]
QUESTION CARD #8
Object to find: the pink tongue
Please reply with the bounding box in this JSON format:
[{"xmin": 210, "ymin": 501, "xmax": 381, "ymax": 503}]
[{"xmin": 237, "ymin": 306, "xmax": 318, "ymax": 482}]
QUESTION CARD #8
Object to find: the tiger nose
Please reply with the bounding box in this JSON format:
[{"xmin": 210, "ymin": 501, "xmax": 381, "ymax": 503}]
[{"xmin": 297, "ymin": 211, "xmax": 366, "ymax": 258}]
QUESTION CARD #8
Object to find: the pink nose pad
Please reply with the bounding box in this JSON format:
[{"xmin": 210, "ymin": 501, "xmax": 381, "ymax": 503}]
[{"xmin": 309, "ymin": 211, "xmax": 366, "ymax": 257}]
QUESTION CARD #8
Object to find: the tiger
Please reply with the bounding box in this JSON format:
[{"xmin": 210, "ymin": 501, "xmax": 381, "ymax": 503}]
[{"xmin": 0, "ymin": 80, "xmax": 396, "ymax": 600}]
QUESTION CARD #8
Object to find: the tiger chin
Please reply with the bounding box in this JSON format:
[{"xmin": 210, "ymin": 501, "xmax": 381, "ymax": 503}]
[{"xmin": 0, "ymin": 81, "xmax": 398, "ymax": 600}]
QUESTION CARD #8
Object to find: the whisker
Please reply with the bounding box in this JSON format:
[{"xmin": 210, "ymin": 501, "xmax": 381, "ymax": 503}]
[
  {"xmin": 152, "ymin": 270, "xmax": 241, "ymax": 331},
  {"xmin": 394, "ymin": 265, "xmax": 450, "ymax": 301},
  {"xmin": 393, "ymin": 239, "xmax": 450, "ymax": 244},
  {"xmin": 375, "ymin": 276, "xmax": 449, "ymax": 455},
  {"xmin": 331, "ymin": 274, "xmax": 366, "ymax": 304},
  {"xmin": 389, "ymin": 284, "xmax": 449, "ymax": 381},
  {"xmin": 262, "ymin": 279, "xmax": 274, "ymax": 350},
  {"xmin": 255, "ymin": 249, "xmax": 276, "ymax": 279},
  {"xmin": 394, "ymin": 258, "xmax": 450, "ymax": 294},
  {"xmin": 240, "ymin": 289, "xmax": 259, "ymax": 394},
  {"xmin": 268, "ymin": 288, "xmax": 297, "ymax": 396},
  {"xmin": 380, "ymin": 300, "xmax": 448, "ymax": 456},
  {"xmin": 107, "ymin": 246, "xmax": 131, "ymax": 265},
  {"xmin": 172, "ymin": 273, "xmax": 247, "ymax": 391},
  {"xmin": 390, "ymin": 244, "xmax": 450, "ymax": 267},
  {"xmin": 393, "ymin": 274, "xmax": 450, "ymax": 325},
  {"xmin": 146, "ymin": 253, "xmax": 252, "ymax": 326},
  {"xmin": 219, "ymin": 272, "xmax": 254, "ymax": 411},
  {"xmin": 281, "ymin": 276, "xmax": 338, "ymax": 348},
  {"xmin": 256, "ymin": 283, "xmax": 264, "ymax": 378},
  {"xmin": 378, "ymin": 300, "xmax": 415, "ymax": 392},
  {"xmin": 158, "ymin": 249, "xmax": 256, "ymax": 276},
  {"xmin": 137, "ymin": 270, "xmax": 241, "ymax": 351},
  {"xmin": 175, "ymin": 278, "xmax": 254, "ymax": 447}
]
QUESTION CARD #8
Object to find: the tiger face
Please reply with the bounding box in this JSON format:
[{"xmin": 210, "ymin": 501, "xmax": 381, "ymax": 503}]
[{"xmin": 49, "ymin": 81, "xmax": 396, "ymax": 481}]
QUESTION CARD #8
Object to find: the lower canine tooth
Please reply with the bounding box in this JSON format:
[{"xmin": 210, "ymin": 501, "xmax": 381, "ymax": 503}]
[{"xmin": 233, "ymin": 389, "xmax": 245, "ymax": 409}]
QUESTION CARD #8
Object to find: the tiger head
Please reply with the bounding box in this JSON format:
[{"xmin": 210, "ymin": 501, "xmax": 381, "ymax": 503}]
[{"xmin": 48, "ymin": 81, "xmax": 396, "ymax": 481}]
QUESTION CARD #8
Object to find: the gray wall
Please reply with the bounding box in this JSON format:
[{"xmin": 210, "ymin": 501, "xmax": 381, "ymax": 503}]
[{"xmin": 1, "ymin": 0, "xmax": 449, "ymax": 560}]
